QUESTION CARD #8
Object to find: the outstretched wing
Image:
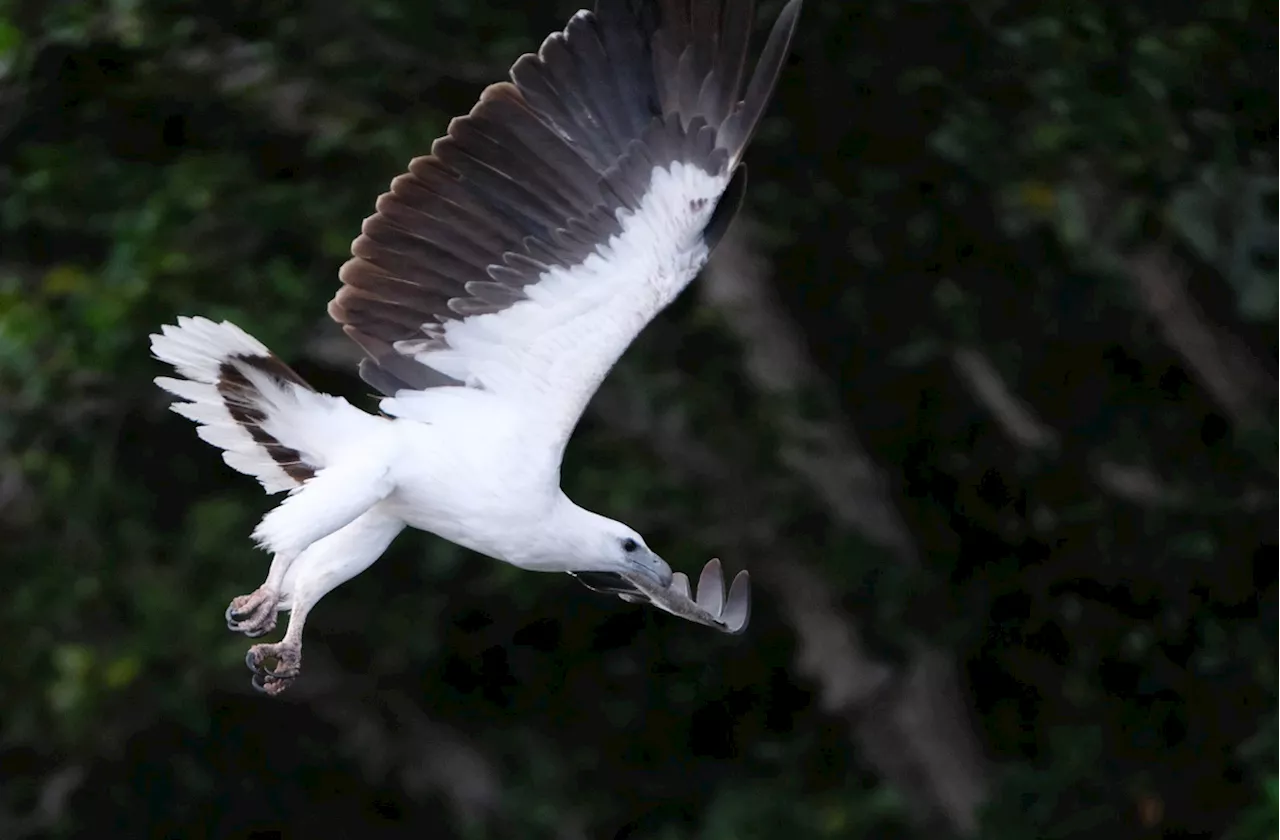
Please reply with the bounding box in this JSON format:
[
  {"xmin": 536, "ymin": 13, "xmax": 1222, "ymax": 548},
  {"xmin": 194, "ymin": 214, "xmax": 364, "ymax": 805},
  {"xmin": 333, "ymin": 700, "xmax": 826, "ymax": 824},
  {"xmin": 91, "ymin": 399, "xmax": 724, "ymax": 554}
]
[{"xmin": 331, "ymin": 0, "xmax": 802, "ymax": 451}]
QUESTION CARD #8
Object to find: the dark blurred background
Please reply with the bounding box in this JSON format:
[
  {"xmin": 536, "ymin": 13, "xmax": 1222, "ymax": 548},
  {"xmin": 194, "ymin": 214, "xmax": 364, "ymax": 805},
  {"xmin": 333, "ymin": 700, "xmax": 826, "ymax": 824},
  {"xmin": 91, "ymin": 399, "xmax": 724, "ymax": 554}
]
[{"xmin": 1, "ymin": 0, "xmax": 1276, "ymax": 838}]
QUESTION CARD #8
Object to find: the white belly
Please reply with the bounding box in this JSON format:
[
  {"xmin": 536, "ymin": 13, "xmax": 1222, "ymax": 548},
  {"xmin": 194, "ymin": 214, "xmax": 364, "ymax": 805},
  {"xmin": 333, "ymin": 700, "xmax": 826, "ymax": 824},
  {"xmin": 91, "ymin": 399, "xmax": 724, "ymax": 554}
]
[{"xmin": 379, "ymin": 389, "xmax": 562, "ymax": 564}]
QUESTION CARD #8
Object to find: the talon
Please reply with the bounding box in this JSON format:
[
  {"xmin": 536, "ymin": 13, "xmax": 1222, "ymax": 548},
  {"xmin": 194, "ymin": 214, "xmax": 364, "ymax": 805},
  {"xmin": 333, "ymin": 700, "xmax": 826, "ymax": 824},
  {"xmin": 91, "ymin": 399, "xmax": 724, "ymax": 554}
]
[
  {"xmin": 244, "ymin": 641, "xmax": 302, "ymax": 696},
  {"xmin": 248, "ymin": 669, "xmax": 294, "ymax": 696},
  {"xmin": 225, "ymin": 588, "xmax": 279, "ymax": 637},
  {"xmin": 245, "ymin": 647, "xmax": 267, "ymax": 675}
]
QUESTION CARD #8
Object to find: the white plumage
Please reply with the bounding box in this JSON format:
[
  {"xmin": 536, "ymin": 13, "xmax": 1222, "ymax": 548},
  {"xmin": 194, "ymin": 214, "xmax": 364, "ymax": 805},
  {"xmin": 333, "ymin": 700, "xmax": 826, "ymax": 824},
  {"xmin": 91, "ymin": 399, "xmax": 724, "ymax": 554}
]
[
  {"xmin": 384, "ymin": 164, "xmax": 727, "ymax": 449},
  {"xmin": 151, "ymin": 0, "xmax": 800, "ymax": 694},
  {"xmin": 154, "ymin": 318, "xmax": 379, "ymax": 494}
]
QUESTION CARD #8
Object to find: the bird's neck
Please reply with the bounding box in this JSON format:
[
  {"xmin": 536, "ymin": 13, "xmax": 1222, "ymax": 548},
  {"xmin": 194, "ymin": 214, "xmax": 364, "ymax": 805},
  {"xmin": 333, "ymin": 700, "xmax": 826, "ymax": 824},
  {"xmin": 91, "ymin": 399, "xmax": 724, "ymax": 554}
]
[{"xmin": 497, "ymin": 493, "xmax": 600, "ymax": 572}]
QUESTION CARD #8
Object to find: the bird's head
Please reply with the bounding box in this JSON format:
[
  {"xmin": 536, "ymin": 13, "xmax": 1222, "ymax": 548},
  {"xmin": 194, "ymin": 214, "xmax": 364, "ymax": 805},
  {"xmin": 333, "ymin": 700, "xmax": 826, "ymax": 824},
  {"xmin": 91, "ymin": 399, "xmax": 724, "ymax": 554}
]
[
  {"xmin": 548, "ymin": 501, "xmax": 673, "ymax": 591},
  {"xmin": 586, "ymin": 520, "xmax": 674, "ymax": 591},
  {"xmin": 551, "ymin": 498, "xmax": 750, "ymax": 635}
]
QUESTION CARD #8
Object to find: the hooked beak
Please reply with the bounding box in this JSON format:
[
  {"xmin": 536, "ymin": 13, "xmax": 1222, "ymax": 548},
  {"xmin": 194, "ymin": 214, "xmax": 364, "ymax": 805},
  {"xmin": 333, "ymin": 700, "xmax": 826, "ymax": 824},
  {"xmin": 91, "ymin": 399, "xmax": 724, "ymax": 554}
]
[
  {"xmin": 569, "ymin": 549, "xmax": 672, "ymax": 597},
  {"xmin": 572, "ymin": 559, "xmax": 751, "ymax": 635},
  {"xmin": 631, "ymin": 547, "xmax": 673, "ymax": 588},
  {"xmin": 624, "ymin": 548, "xmax": 675, "ymax": 586}
]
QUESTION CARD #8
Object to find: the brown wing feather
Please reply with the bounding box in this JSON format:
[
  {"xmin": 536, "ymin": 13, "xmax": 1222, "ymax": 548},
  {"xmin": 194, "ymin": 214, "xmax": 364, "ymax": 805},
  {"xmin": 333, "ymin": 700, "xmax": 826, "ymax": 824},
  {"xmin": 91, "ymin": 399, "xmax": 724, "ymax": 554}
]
[{"xmin": 333, "ymin": 0, "xmax": 804, "ymax": 397}]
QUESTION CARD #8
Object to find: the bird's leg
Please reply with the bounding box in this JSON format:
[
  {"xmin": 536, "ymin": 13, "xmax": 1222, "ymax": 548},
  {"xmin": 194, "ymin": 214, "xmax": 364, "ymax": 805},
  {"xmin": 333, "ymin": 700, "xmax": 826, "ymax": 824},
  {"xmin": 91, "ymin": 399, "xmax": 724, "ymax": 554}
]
[
  {"xmin": 245, "ymin": 598, "xmax": 313, "ymax": 696},
  {"xmin": 228, "ymin": 459, "xmax": 396, "ymax": 638},
  {"xmin": 224, "ymin": 550, "xmax": 296, "ymax": 637},
  {"xmin": 241, "ymin": 508, "xmax": 405, "ymax": 696}
]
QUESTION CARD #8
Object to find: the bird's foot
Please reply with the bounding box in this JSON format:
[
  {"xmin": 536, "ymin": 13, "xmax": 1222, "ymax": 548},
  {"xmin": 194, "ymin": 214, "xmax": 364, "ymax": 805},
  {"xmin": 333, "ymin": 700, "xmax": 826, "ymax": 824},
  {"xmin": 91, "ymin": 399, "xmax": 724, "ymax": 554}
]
[
  {"xmin": 225, "ymin": 587, "xmax": 279, "ymax": 637},
  {"xmin": 245, "ymin": 640, "xmax": 302, "ymax": 696}
]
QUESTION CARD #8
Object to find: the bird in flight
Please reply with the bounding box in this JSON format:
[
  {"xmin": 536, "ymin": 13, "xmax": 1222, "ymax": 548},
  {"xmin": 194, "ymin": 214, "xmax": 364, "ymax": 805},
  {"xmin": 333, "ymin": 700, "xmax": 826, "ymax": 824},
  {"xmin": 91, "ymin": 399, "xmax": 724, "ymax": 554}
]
[{"xmin": 151, "ymin": 0, "xmax": 802, "ymax": 695}]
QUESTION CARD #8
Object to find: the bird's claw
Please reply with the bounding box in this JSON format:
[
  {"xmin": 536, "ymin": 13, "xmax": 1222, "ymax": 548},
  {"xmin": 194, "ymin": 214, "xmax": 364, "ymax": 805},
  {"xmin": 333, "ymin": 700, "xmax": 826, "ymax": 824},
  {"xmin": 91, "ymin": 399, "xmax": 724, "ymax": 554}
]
[
  {"xmin": 245, "ymin": 642, "xmax": 301, "ymax": 696},
  {"xmin": 225, "ymin": 587, "xmax": 279, "ymax": 637}
]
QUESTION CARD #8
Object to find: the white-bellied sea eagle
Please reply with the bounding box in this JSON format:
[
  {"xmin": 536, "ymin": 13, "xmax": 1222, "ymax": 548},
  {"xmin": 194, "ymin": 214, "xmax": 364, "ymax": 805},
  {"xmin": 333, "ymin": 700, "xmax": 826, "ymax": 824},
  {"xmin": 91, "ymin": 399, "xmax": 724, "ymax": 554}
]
[{"xmin": 150, "ymin": 0, "xmax": 803, "ymax": 694}]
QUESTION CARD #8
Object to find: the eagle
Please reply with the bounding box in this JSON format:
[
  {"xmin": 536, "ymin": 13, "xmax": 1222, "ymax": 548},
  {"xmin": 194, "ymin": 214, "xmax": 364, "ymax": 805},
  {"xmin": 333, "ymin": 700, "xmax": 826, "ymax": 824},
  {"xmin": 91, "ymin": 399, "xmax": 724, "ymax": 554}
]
[{"xmin": 151, "ymin": 0, "xmax": 802, "ymax": 694}]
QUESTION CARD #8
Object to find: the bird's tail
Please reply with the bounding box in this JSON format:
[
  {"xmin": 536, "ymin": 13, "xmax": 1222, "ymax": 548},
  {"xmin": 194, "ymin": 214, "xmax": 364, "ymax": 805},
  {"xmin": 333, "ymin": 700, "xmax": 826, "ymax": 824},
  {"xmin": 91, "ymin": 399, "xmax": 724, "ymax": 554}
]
[{"xmin": 150, "ymin": 316, "xmax": 351, "ymax": 494}]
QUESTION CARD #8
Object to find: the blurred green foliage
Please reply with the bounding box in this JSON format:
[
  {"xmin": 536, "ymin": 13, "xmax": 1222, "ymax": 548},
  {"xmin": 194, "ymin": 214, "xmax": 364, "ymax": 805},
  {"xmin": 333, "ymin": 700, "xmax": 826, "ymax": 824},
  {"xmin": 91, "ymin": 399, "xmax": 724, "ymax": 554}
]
[{"xmin": 1, "ymin": 0, "xmax": 1275, "ymax": 838}]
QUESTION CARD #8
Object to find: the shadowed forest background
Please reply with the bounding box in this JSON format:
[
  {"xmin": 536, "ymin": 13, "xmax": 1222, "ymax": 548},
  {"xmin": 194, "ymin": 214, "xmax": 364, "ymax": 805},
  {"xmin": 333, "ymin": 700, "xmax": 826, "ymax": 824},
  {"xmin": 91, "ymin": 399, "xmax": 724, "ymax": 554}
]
[{"xmin": 1, "ymin": 0, "xmax": 1276, "ymax": 838}]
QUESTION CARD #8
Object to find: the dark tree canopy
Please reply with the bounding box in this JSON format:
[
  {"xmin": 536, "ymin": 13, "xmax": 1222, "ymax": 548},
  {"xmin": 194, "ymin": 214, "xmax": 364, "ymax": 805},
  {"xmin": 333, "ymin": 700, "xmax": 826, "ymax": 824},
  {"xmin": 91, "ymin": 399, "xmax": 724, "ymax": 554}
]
[{"xmin": 0, "ymin": 1, "xmax": 1275, "ymax": 838}]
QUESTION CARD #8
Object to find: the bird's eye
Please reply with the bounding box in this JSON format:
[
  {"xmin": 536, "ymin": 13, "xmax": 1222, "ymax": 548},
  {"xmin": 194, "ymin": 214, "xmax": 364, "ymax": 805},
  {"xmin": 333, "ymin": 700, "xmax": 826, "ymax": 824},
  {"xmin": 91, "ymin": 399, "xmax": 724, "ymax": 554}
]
[{"xmin": 621, "ymin": 538, "xmax": 639, "ymax": 553}]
